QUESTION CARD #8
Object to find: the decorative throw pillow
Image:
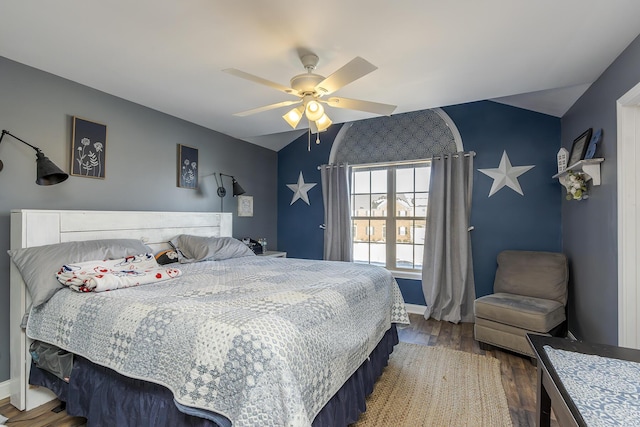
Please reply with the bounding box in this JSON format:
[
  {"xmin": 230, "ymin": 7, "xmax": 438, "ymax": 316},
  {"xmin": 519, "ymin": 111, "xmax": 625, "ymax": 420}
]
[{"xmin": 155, "ymin": 249, "xmax": 179, "ymax": 265}]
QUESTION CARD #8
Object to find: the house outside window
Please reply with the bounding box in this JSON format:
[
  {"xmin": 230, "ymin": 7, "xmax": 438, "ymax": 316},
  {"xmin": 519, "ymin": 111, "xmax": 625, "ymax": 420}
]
[{"xmin": 351, "ymin": 162, "xmax": 430, "ymax": 273}]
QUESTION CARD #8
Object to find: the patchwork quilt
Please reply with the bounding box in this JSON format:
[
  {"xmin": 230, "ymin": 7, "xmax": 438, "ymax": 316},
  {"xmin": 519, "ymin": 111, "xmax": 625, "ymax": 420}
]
[{"xmin": 27, "ymin": 256, "xmax": 409, "ymax": 427}]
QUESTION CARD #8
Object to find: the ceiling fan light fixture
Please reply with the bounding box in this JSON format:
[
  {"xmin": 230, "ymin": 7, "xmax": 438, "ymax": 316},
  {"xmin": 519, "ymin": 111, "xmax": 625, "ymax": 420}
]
[
  {"xmin": 225, "ymin": 52, "xmax": 395, "ymax": 139},
  {"xmin": 315, "ymin": 113, "xmax": 332, "ymax": 132},
  {"xmin": 305, "ymin": 99, "xmax": 324, "ymax": 121},
  {"xmin": 283, "ymin": 106, "xmax": 304, "ymax": 128}
]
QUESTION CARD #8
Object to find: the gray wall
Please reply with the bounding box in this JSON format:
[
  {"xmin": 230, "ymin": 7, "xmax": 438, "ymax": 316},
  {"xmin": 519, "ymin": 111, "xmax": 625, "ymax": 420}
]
[
  {"xmin": 561, "ymin": 34, "xmax": 640, "ymax": 345},
  {"xmin": 0, "ymin": 56, "xmax": 278, "ymax": 381}
]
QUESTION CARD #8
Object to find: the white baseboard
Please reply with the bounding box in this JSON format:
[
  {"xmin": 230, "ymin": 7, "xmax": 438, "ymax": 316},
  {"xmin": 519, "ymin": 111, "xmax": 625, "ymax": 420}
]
[
  {"xmin": 0, "ymin": 379, "xmax": 9, "ymax": 400},
  {"xmin": 405, "ymin": 303, "xmax": 426, "ymax": 315}
]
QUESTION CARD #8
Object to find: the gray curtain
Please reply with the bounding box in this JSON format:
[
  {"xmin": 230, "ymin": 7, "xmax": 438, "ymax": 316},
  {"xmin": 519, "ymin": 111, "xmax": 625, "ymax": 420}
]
[
  {"xmin": 320, "ymin": 164, "xmax": 353, "ymax": 262},
  {"xmin": 422, "ymin": 152, "xmax": 475, "ymax": 323}
]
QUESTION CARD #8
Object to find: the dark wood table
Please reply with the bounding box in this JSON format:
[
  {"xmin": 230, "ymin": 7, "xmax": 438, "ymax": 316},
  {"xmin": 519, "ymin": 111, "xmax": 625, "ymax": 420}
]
[{"xmin": 527, "ymin": 333, "xmax": 640, "ymax": 427}]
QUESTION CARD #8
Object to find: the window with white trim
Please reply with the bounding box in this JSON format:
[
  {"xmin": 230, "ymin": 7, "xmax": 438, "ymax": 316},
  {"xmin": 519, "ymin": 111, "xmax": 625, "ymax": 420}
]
[{"xmin": 351, "ymin": 161, "xmax": 430, "ymax": 272}]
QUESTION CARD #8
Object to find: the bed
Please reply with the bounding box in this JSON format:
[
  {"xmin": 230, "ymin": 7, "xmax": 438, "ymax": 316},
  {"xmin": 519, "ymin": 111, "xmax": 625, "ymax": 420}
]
[{"xmin": 9, "ymin": 209, "xmax": 409, "ymax": 426}]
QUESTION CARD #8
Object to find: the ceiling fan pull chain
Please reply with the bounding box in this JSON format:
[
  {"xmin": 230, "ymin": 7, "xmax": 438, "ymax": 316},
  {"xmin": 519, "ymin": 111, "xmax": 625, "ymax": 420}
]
[
  {"xmin": 308, "ymin": 128, "xmax": 311, "ymax": 152},
  {"xmin": 316, "ymin": 133, "xmax": 321, "ymax": 145}
]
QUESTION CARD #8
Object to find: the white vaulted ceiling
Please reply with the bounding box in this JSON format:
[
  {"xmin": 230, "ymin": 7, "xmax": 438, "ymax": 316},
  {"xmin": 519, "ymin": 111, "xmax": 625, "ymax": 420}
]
[{"xmin": 1, "ymin": 1, "xmax": 639, "ymax": 150}]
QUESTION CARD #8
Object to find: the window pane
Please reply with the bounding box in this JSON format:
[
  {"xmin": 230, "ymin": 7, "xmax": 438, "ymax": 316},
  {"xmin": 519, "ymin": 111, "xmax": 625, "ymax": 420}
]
[
  {"xmin": 413, "ymin": 219, "xmax": 426, "ymax": 244},
  {"xmin": 415, "ymin": 167, "xmax": 430, "ymax": 192},
  {"xmin": 371, "ymin": 193, "xmax": 386, "ymax": 217},
  {"xmin": 370, "ymin": 219, "xmax": 386, "ymax": 242},
  {"xmin": 370, "ymin": 243, "xmax": 386, "ymax": 266},
  {"xmin": 396, "ymin": 219, "xmax": 412, "ymax": 243},
  {"xmin": 414, "ymin": 245, "xmax": 424, "ymax": 269},
  {"xmin": 370, "ymin": 170, "xmax": 387, "ymax": 193},
  {"xmin": 396, "ymin": 168, "xmax": 414, "ymax": 193},
  {"xmin": 396, "ymin": 244, "xmax": 413, "ymax": 269},
  {"xmin": 353, "ymin": 194, "xmax": 370, "ymax": 216},
  {"xmin": 352, "ymin": 219, "xmax": 369, "ymax": 242},
  {"xmin": 353, "ymin": 170, "xmax": 370, "ymax": 193},
  {"xmin": 396, "ymin": 193, "xmax": 414, "ymax": 217},
  {"xmin": 353, "ymin": 242, "xmax": 370, "ymax": 264},
  {"xmin": 414, "ymin": 193, "xmax": 428, "ymax": 217}
]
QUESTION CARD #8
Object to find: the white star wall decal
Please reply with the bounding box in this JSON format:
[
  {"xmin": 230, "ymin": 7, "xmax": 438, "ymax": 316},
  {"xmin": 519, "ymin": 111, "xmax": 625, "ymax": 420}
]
[
  {"xmin": 478, "ymin": 151, "xmax": 535, "ymax": 197},
  {"xmin": 287, "ymin": 171, "xmax": 317, "ymax": 205}
]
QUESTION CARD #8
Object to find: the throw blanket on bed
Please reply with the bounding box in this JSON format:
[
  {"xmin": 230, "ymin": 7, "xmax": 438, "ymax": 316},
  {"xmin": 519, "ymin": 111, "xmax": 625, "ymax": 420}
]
[
  {"xmin": 28, "ymin": 257, "xmax": 409, "ymax": 427},
  {"xmin": 56, "ymin": 253, "xmax": 182, "ymax": 292}
]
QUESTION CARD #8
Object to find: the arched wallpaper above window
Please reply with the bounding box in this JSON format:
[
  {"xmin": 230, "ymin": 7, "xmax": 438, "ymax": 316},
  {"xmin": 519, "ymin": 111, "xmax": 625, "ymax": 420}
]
[{"xmin": 330, "ymin": 108, "xmax": 463, "ymax": 165}]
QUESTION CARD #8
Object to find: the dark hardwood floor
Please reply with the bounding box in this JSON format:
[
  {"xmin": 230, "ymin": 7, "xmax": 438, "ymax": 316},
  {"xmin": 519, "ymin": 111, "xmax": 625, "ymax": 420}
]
[{"xmin": 0, "ymin": 313, "xmax": 555, "ymax": 426}]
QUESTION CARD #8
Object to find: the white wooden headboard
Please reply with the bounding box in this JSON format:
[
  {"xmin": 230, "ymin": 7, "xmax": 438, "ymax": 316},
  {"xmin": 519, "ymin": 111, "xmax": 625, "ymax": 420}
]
[{"xmin": 9, "ymin": 209, "xmax": 232, "ymax": 411}]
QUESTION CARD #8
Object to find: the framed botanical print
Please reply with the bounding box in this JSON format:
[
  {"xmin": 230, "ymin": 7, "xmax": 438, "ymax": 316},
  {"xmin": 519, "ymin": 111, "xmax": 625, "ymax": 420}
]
[
  {"xmin": 178, "ymin": 144, "xmax": 198, "ymax": 189},
  {"xmin": 71, "ymin": 116, "xmax": 107, "ymax": 179},
  {"xmin": 237, "ymin": 195, "xmax": 253, "ymax": 217}
]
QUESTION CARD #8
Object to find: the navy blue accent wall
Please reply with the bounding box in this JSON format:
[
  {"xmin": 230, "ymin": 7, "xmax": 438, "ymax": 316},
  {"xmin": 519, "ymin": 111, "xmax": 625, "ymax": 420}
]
[
  {"xmin": 444, "ymin": 101, "xmax": 562, "ymax": 298},
  {"xmin": 396, "ymin": 278, "xmax": 427, "ymax": 306},
  {"xmin": 278, "ymin": 101, "xmax": 561, "ymax": 305},
  {"xmin": 277, "ymin": 126, "xmax": 343, "ymax": 259}
]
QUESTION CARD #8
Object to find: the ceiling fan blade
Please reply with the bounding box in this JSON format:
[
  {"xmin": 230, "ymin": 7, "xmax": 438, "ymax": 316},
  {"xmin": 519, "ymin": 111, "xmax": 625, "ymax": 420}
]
[
  {"xmin": 325, "ymin": 97, "xmax": 396, "ymax": 116},
  {"xmin": 223, "ymin": 68, "xmax": 300, "ymax": 96},
  {"xmin": 233, "ymin": 100, "xmax": 302, "ymax": 117},
  {"xmin": 314, "ymin": 57, "xmax": 378, "ymax": 95}
]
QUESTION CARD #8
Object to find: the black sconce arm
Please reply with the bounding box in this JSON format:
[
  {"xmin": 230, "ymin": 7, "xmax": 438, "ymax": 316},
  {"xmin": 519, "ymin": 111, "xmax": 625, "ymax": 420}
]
[
  {"xmin": 0, "ymin": 129, "xmax": 69, "ymax": 185},
  {"xmin": 1, "ymin": 130, "xmax": 41, "ymax": 152}
]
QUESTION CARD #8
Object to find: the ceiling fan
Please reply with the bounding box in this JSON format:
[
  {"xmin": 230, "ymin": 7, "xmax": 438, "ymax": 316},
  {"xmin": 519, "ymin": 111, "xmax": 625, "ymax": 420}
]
[{"xmin": 223, "ymin": 52, "xmax": 397, "ymax": 134}]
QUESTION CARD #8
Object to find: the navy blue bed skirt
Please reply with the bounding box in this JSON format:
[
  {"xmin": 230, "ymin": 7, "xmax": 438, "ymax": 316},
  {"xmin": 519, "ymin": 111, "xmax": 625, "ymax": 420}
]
[{"xmin": 30, "ymin": 324, "xmax": 399, "ymax": 427}]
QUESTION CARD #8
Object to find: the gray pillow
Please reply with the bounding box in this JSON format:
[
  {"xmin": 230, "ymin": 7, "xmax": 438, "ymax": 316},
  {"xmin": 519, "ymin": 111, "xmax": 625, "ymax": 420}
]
[
  {"xmin": 170, "ymin": 235, "xmax": 255, "ymax": 263},
  {"xmin": 8, "ymin": 239, "xmax": 151, "ymax": 308}
]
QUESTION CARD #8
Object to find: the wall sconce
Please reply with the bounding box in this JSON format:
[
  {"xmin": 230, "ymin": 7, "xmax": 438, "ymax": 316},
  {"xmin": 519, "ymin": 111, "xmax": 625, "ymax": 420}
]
[
  {"xmin": 213, "ymin": 173, "xmax": 245, "ymax": 212},
  {"xmin": 0, "ymin": 130, "xmax": 69, "ymax": 185},
  {"xmin": 215, "ymin": 173, "xmax": 245, "ymax": 197}
]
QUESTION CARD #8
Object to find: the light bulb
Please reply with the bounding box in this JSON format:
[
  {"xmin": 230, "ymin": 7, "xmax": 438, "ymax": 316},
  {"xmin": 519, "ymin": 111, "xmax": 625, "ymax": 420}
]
[
  {"xmin": 315, "ymin": 113, "xmax": 332, "ymax": 131},
  {"xmin": 305, "ymin": 100, "xmax": 324, "ymax": 121},
  {"xmin": 282, "ymin": 106, "xmax": 303, "ymax": 128}
]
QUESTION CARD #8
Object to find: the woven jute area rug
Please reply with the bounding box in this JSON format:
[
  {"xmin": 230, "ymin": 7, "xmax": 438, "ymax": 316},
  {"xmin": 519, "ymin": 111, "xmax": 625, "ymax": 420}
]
[{"xmin": 352, "ymin": 343, "xmax": 512, "ymax": 427}]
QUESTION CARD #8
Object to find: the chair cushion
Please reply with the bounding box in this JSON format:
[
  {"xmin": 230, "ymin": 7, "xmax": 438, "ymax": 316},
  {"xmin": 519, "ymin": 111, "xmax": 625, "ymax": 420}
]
[
  {"xmin": 474, "ymin": 319, "xmax": 543, "ymax": 356},
  {"xmin": 494, "ymin": 250, "xmax": 568, "ymax": 305},
  {"xmin": 474, "ymin": 292, "xmax": 565, "ymax": 333}
]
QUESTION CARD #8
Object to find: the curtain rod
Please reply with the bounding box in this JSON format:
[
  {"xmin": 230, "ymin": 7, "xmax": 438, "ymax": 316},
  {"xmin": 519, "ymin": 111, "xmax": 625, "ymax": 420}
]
[
  {"xmin": 317, "ymin": 164, "xmax": 349, "ymax": 170},
  {"xmin": 317, "ymin": 151, "xmax": 475, "ymax": 170},
  {"xmin": 432, "ymin": 151, "xmax": 476, "ymax": 160}
]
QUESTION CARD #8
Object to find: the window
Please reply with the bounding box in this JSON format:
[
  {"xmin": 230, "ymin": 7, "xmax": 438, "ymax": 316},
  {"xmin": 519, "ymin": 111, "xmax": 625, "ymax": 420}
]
[{"xmin": 351, "ymin": 162, "xmax": 430, "ymax": 272}]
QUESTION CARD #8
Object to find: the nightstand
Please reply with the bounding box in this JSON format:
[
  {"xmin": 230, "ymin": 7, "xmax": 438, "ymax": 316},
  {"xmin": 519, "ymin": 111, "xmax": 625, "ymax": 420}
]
[{"xmin": 259, "ymin": 251, "xmax": 287, "ymax": 258}]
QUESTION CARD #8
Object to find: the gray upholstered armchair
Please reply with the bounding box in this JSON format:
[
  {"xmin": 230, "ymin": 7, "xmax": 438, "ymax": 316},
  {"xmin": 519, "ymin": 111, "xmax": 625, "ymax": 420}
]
[{"xmin": 473, "ymin": 250, "xmax": 569, "ymax": 357}]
